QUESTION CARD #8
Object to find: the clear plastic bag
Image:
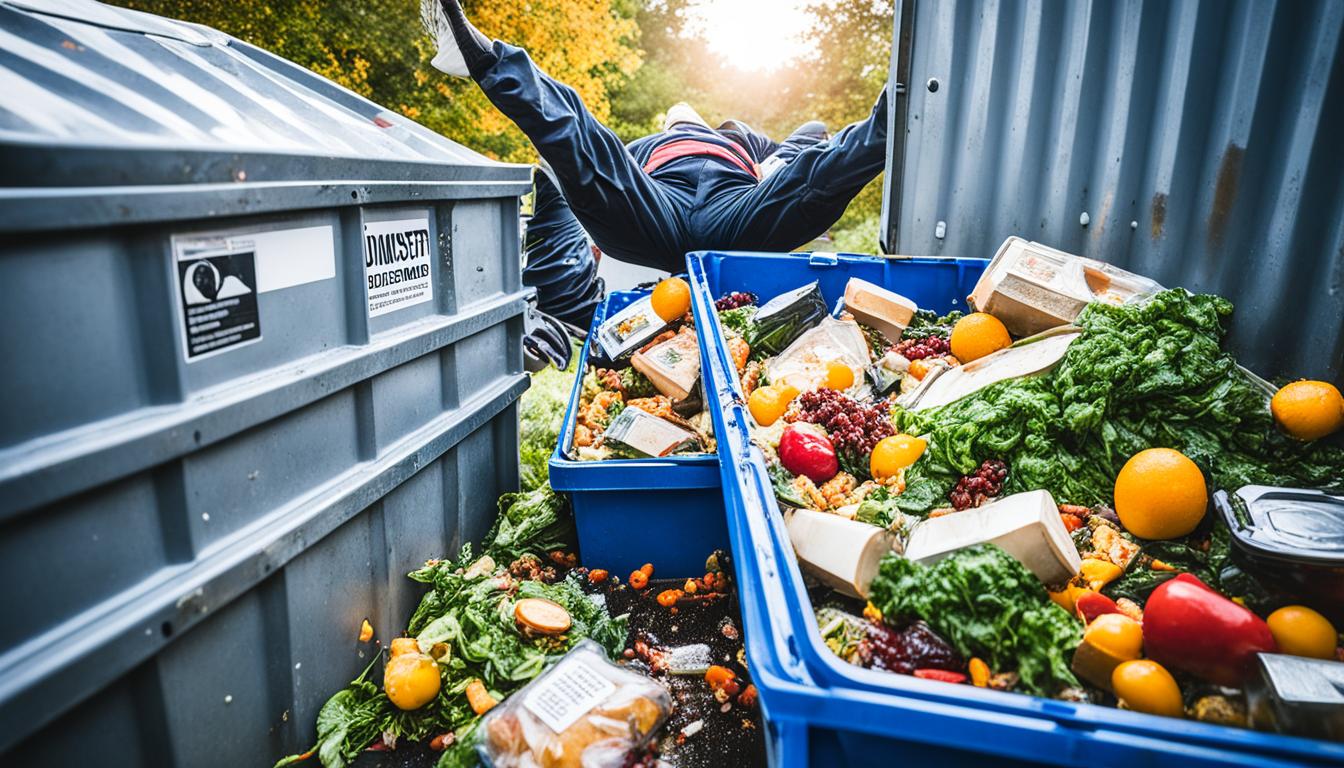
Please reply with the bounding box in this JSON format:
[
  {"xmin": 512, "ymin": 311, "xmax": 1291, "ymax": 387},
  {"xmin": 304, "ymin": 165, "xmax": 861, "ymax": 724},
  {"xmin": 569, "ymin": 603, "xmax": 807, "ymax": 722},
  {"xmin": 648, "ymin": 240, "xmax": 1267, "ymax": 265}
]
[{"xmin": 477, "ymin": 641, "xmax": 671, "ymax": 768}]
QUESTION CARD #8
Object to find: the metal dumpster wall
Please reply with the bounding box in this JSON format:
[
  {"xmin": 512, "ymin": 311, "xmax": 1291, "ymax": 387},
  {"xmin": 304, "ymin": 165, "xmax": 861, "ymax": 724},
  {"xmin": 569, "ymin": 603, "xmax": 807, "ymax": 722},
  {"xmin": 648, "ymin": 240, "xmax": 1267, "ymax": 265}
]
[{"xmin": 882, "ymin": 0, "xmax": 1344, "ymax": 383}]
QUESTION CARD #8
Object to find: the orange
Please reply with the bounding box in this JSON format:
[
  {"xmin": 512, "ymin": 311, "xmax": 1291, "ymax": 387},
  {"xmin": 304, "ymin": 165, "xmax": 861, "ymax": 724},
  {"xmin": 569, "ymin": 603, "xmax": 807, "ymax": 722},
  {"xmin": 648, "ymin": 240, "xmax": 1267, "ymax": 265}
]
[
  {"xmin": 824, "ymin": 360, "xmax": 855, "ymax": 390},
  {"xmin": 949, "ymin": 313, "xmax": 1011, "ymax": 363},
  {"xmin": 1271, "ymin": 380, "xmax": 1344, "ymax": 441},
  {"xmin": 650, "ymin": 277, "xmax": 691, "ymax": 322},
  {"xmin": 1113, "ymin": 448, "xmax": 1207, "ymax": 540},
  {"xmin": 870, "ymin": 434, "xmax": 926, "ymax": 479},
  {"xmin": 1267, "ymin": 605, "xmax": 1338, "ymax": 659},
  {"xmin": 1112, "ymin": 660, "xmax": 1183, "ymax": 718},
  {"xmin": 747, "ymin": 384, "xmax": 799, "ymax": 427}
]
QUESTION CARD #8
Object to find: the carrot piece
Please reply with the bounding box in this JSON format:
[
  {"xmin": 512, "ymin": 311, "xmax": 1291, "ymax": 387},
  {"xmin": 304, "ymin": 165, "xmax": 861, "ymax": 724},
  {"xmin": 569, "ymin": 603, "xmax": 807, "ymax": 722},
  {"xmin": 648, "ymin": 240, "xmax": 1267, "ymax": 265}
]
[{"xmin": 465, "ymin": 679, "xmax": 497, "ymax": 715}]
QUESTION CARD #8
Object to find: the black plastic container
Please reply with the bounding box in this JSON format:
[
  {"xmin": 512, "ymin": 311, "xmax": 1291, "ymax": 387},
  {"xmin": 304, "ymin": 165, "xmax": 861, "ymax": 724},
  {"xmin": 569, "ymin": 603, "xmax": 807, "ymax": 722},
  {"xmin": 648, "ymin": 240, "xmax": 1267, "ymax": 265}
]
[{"xmin": 1213, "ymin": 485, "xmax": 1344, "ymax": 623}]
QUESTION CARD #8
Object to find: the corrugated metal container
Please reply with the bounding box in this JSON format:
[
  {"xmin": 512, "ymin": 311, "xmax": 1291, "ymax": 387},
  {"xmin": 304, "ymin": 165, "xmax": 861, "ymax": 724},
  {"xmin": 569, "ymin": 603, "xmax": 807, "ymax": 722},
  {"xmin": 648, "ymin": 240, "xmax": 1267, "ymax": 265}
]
[
  {"xmin": 882, "ymin": 0, "xmax": 1344, "ymax": 383},
  {"xmin": 0, "ymin": 1, "xmax": 532, "ymax": 763}
]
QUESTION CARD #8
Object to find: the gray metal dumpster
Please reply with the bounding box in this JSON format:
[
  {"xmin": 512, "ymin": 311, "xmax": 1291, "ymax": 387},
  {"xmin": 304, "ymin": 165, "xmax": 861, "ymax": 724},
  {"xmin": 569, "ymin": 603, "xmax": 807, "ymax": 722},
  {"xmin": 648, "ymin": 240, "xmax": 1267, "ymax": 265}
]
[
  {"xmin": 882, "ymin": 0, "xmax": 1344, "ymax": 384},
  {"xmin": 0, "ymin": 1, "xmax": 533, "ymax": 764}
]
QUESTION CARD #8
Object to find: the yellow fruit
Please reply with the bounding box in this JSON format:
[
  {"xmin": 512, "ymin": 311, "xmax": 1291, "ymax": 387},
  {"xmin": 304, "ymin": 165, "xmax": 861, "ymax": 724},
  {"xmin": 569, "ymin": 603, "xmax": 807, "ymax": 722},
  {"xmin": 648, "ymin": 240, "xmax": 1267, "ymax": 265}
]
[
  {"xmin": 824, "ymin": 360, "xmax": 855, "ymax": 390},
  {"xmin": 949, "ymin": 313, "xmax": 1011, "ymax": 363},
  {"xmin": 747, "ymin": 384, "xmax": 799, "ymax": 427},
  {"xmin": 1113, "ymin": 448, "xmax": 1207, "ymax": 540},
  {"xmin": 870, "ymin": 434, "xmax": 927, "ymax": 479},
  {"xmin": 1084, "ymin": 614, "xmax": 1143, "ymax": 660},
  {"xmin": 384, "ymin": 642, "xmax": 441, "ymax": 710},
  {"xmin": 1112, "ymin": 660, "xmax": 1184, "ymax": 718},
  {"xmin": 650, "ymin": 277, "xmax": 691, "ymax": 322},
  {"xmin": 1267, "ymin": 605, "xmax": 1338, "ymax": 659},
  {"xmin": 1271, "ymin": 380, "xmax": 1344, "ymax": 441}
]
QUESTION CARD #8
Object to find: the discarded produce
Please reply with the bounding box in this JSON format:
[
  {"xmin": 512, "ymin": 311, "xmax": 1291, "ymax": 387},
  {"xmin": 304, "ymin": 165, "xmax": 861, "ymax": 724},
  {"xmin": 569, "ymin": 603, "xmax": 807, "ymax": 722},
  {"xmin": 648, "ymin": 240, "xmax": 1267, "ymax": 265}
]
[
  {"xmin": 1141, "ymin": 573, "xmax": 1277, "ymax": 687},
  {"xmin": 572, "ymin": 289, "xmax": 713, "ymax": 462},
  {"xmin": 1266, "ymin": 605, "xmax": 1338, "ymax": 660},
  {"xmin": 1271, "ymin": 379, "xmax": 1344, "ymax": 441},
  {"xmin": 707, "ymin": 245, "xmax": 1344, "ymax": 738},
  {"xmin": 1113, "ymin": 448, "xmax": 1207, "ymax": 540},
  {"xmin": 384, "ymin": 638, "xmax": 441, "ymax": 711},
  {"xmin": 1111, "ymin": 660, "xmax": 1183, "ymax": 718}
]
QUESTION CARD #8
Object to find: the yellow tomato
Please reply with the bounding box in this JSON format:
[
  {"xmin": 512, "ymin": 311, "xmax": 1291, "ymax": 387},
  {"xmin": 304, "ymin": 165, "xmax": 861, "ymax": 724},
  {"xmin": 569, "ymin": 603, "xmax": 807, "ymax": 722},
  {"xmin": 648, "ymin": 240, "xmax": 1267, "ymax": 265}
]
[
  {"xmin": 747, "ymin": 384, "xmax": 799, "ymax": 427},
  {"xmin": 1112, "ymin": 660, "xmax": 1183, "ymax": 718},
  {"xmin": 1267, "ymin": 605, "xmax": 1338, "ymax": 659},
  {"xmin": 384, "ymin": 642, "xmax": 441, "ymax": 710},
  {"xmin": 1084, "ymin": 614, "xmax": 1143, "ymax": 660},
  {"xmin": 870, "ymin": 434, "xmax": 926, "ymax": 479}
]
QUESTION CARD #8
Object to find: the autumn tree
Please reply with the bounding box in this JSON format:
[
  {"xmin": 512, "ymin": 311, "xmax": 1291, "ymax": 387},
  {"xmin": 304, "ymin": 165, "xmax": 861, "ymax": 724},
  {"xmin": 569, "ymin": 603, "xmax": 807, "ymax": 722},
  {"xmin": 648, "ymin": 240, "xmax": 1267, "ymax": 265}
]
[{"xmin": 113, "ymin": 0, "xmax": 642, "ymax": 163}]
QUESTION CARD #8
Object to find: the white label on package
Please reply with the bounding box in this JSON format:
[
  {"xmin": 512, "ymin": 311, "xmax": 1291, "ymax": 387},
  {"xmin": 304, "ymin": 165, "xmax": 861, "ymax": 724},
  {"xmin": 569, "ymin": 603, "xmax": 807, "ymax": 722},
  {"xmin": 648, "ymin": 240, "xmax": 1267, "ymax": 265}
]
[
  {"xmin": 363, "ymin": 216, "xmax": 433, "ymax": 317},
  {"xmin": 522, "ymin": 657, "xmax": 616, "ymax": 733}
]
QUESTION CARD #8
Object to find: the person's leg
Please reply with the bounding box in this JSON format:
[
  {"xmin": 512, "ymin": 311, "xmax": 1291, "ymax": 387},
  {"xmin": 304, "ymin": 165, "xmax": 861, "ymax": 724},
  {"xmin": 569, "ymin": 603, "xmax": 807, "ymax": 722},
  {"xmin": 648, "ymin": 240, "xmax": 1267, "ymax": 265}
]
[
  {"xmin": 434, "ymin": 1, "xmax": 687, "ymax": 270},
  {"xmin": 523, "ymin": 170, "xmax": 604, "ymax": 330},
  {"xmin": 699, "ymin": 88, "xmax": 889, "ymax": 252}
]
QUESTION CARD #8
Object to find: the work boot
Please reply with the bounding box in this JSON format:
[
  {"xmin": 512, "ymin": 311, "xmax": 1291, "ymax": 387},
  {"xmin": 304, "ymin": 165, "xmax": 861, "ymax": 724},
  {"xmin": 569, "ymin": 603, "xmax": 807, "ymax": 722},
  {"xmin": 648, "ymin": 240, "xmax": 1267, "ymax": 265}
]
[
  {"xmin": 663, "ymin": 102, "xmax": 709, "ymax": 132},
  {"xmin": 424, "ymin": 0, "xmax": 496, "ymax": 79}
]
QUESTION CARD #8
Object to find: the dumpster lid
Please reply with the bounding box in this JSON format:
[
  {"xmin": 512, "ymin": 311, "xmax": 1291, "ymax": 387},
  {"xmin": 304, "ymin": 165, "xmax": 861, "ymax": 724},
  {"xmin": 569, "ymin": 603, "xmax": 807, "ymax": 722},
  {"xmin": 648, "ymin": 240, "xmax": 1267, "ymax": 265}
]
[{"xmin": 0, "ymin": 0, "xmax": 528, "ymax": 187}]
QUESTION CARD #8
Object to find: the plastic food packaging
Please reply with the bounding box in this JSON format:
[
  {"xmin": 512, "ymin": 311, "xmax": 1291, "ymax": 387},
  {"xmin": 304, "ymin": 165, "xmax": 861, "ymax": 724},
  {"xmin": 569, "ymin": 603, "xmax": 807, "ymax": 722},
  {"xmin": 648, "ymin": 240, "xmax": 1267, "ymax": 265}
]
[
  {"xmin": 766, "ymin": 316, "xmax": 870, "ymax": 393},
  {"xmin": 747, "ymin": 281, "xmax": 828, "ymax": 357},
  {"xmin": 969, "ymin": 236, "xmax": 1163, "ymax": 337},
  {"xmin": 478, "ymin": 640, "xmax": 672, "ymax": 768},
  {"xmin": 1213, "ymin": 485, "xmax": 1344, "ymax": 623}
]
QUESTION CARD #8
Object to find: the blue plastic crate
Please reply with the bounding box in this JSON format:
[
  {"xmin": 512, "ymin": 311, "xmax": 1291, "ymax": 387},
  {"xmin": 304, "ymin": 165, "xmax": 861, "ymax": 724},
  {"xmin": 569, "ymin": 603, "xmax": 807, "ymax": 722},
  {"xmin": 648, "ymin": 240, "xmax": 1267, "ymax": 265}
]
[
  {"xmin": 688, "ymin": 250, "xmax": 1344, "ymax": 767},
  {"xmin": 549, "ymin": 288, "xmax": 728, "ymax": 578}
]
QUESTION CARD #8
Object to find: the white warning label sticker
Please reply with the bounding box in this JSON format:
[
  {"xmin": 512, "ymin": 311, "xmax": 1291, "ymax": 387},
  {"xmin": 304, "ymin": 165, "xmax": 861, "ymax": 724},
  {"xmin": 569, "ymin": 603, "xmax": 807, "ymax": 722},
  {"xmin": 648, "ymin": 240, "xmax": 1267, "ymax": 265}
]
[
  {"xmin": 364, "ymin": 216, "xmax": 434, "ymax": 317},
  {"xmin": 174, "ymin": 240, "xmax": 262, "ymax": 361}
]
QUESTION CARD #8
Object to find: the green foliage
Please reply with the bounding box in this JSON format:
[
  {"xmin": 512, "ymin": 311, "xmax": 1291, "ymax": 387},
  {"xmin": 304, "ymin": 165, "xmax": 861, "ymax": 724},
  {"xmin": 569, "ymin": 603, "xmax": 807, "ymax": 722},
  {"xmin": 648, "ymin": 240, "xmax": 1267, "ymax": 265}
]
[
  {"xmin": 519, "ymin": 340, "xmax": 581, "ymax": 491},
  {"xmin": 870, "ymin": 545, "xmax": 1082, "ymax": 696}
]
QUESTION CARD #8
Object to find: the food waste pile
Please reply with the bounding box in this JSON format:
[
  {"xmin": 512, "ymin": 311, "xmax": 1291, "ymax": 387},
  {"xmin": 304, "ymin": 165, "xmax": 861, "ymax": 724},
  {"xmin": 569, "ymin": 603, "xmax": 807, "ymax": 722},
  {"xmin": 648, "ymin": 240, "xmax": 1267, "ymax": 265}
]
[
  {"xmin": 709, "ymin": 239, "xmax": 1344, "ymax": 741},
  {"xmin": 276, "ymin": 488, "xmax": 763, "ymax": 768}
]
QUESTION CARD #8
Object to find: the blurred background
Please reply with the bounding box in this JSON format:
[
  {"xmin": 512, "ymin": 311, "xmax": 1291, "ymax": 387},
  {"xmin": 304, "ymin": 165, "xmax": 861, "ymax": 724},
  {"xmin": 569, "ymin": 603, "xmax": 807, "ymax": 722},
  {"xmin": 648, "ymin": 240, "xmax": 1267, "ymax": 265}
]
[{"xmin": 111, "ymin": 0, "xmax": 894, "ymax": 259}]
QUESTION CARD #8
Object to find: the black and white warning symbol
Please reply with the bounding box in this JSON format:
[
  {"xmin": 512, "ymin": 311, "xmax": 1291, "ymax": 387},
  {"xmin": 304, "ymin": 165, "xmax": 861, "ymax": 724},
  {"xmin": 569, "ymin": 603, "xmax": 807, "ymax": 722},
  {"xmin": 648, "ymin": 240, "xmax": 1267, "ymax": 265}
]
[
  {"xmin": 175, "ymin": 246, "xmax": 262, "ymax": 360},
  {"xmin": 363, "ymin": 216, "xmax": 434, "ymax": 317}
]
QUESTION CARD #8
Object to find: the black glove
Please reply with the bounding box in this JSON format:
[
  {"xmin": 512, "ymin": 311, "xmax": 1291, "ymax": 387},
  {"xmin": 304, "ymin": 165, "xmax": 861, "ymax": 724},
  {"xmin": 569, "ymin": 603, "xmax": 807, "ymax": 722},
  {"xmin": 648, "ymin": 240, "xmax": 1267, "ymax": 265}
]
[{"xmin": 522, "ymin": 303, "xmax": 576, "ymax": 373}]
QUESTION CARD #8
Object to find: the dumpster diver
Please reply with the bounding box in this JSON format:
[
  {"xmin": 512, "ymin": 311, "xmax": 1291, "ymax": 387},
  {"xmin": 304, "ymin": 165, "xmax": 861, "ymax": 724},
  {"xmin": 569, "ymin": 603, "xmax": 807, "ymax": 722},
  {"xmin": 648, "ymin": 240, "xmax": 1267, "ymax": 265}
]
[
  {"xmin": 522, "ymin": 119, "xmax": 831, "ymax": 332},
  {"xmin": 426, "ymin": 0, "xmax": 888, "ymax": 273}
]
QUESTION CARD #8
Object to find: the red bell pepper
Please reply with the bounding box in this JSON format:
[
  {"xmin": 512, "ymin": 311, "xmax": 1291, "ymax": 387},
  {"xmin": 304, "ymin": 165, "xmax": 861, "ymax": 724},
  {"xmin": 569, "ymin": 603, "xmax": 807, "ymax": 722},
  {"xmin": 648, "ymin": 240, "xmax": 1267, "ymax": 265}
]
[
  {"xmin": 1142, "ymin": 573, "xmax": 1277, "ymax": 686},
  {"xmin": 1074, "ymin": 591, "xmax": 1121, "ymax": 624},
  {"xmin": 778, "ymin": 423, "xmax": 839, "ymax": 483},
  {"xmin": 913, "ymin": 668, "xmax": 968, "ymax": 684}
]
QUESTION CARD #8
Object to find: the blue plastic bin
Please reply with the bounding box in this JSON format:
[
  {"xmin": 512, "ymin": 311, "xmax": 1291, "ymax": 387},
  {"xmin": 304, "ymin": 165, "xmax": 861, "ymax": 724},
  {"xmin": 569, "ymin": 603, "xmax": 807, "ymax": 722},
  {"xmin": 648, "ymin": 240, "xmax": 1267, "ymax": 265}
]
[
  {"xmin": 549, "ymin": 288, "xmax": 728, "ymax": 578},
  {"xmin": 688, "ymin": 251, "xmax": 1344, "ymax": 767}
]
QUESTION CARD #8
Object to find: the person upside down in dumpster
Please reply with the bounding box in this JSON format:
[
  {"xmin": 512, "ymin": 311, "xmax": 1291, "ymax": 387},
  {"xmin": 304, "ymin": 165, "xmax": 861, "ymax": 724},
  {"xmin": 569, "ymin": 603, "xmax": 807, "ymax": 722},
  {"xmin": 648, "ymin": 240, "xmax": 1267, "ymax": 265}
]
[{"xmin": 428, "ymin": 0, "xmax": 888, "ymax": 278}]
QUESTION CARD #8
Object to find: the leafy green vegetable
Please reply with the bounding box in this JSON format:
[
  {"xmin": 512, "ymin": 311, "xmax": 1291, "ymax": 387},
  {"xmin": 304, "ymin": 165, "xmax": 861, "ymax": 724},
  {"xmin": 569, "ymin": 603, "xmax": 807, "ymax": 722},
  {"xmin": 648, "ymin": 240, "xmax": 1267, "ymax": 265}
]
[
  {"xmin": 854, "ymin": 487, "xmax": 898, "ymax": 527},
  {"xmin": 277, "ymin": 486, "xmax": 617, "ymax": 768},
  {"xmin": 870, "ymin": 545, "xmax": 1082, "ymax": 696},
  {"xmin": 717, "ymin": 306, "xmax": 758, "ymax": 338},
  {"xmin": 519, "ymin": 341, "xmax": 581, "ymax": 491},
  {"xmin": 480, "ymin": 486, "xmax": 574, "ymax": 566},
  {"xmin": 902, "ymin": 309, "xmax": 964, "ymax": 340},
  {"xmin": 894, "ymin": 289, "xmax": 1344, "ymax": 513},
  {"xmin": 619, "ymin": 367, "xmax": 658, "ymax": 398}
]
